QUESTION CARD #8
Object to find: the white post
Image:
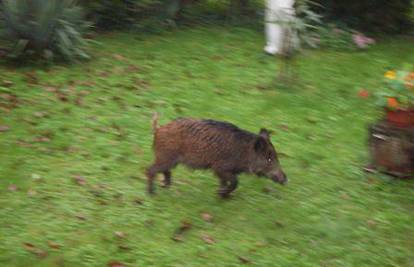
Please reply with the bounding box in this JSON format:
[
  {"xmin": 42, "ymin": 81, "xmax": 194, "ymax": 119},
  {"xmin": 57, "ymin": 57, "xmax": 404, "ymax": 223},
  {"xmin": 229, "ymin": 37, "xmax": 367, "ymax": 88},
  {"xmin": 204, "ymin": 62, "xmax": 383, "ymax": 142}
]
[{"xmin": 264, "ymin": 0, "xmax": 295, "ymax": 55}]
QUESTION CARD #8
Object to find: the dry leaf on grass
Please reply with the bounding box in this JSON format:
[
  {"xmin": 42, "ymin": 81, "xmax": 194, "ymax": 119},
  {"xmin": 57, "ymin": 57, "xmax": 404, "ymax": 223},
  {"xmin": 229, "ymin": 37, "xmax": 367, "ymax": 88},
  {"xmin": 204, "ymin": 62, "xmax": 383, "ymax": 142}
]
[
  {"xmin": 201, "ymin": 213, "xmax": 213, "ymax": 222},
  {"xmin": 114, "ymin": 231, "xmax": 126, "ymax": 239},
  {"xmin": 172, "ymin": 220, "xmax": 192, "ymax": 242},
  {"xmin": 238, "ymin": 256, "xmax": 251, "ymax": 264},
  {"xmin": 73, "ymin": 175, "xmax": 86, "ymax": 186},
  {"xmin": 8, "ymin": 184, "xmax": 17, "ymax": 191},
  {"xmin": 47, "ymin": 241, "xmax": 61, "ymax": 249},
  {"xmin": 201, "ymin": 234, "xmax": 216, "ymax": 245},
  {"xmin": 23, "ymin": 243, "xmax": 48, "ymax": 258},
  {"xmin": 0, "ymin": 125, "xmax": 10, "ymax": 132},
  {"xmin": 108, "ymin": 261, "xmax": 126, "ymax": 267}
]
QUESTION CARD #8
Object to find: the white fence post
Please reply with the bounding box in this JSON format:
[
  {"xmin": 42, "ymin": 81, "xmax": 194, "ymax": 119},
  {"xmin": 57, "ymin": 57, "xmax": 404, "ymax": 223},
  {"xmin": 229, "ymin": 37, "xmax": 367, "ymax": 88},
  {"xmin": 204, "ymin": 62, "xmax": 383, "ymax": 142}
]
[{"xmin": 264, "ymin": 0, "xmax": 295, "ymax": 55}]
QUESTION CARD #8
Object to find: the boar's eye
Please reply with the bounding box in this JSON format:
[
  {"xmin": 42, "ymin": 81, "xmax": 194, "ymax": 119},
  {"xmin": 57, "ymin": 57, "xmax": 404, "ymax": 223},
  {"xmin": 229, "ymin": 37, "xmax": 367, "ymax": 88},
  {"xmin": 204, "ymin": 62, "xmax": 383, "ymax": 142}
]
[{"xmin": 267, "ymin": 153, "xmax": 273, "ymax": 163}]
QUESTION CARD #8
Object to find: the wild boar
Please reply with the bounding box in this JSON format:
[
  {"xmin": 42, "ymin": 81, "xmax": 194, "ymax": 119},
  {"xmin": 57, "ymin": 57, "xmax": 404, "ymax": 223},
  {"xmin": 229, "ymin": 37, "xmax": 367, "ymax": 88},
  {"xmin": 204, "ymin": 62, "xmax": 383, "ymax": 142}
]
[{"xmin": 146, "ymin": 114, "xmax": 287, "ymax": 198}]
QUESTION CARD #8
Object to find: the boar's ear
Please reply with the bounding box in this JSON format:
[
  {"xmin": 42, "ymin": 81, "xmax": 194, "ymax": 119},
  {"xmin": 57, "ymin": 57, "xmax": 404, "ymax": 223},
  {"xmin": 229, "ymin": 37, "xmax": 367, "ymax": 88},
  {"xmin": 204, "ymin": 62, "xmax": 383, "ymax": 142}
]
[
  {"xmin": 259, "ymin": 128, "xmax": 271, "ymax": 140},
  {"xmin": 254, "ymin": 137, "xmax": 267, "ymax": 152}
]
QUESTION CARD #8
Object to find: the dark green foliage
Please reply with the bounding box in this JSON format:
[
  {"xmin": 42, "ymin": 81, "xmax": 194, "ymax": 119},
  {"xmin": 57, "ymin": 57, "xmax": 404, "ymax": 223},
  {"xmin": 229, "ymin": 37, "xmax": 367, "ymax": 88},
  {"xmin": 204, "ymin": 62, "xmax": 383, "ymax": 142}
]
[
  {"xmin": 316, "ymin": 24, "xmax": 356, "ymax": 51},
  {"xmin": 83, "ymin": 0, "xmax": 265, "ymax": 30},
  {"xmin": 1, "ymin": 0, "xmax": 90, "ymax": 61},
  {"xmin": 83, "ymin": 0, "xmax": 168, "ymax": 30},
  {"xmin": 314, "ymin": 0, "xmax": 413, "ymax": 33}
]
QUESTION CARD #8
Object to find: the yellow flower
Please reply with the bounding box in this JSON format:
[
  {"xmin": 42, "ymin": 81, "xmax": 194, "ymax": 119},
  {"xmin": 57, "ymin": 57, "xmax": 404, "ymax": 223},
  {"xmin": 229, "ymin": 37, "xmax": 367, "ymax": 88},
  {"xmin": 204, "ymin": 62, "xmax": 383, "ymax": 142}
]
[{"xmin": 384, "ymin": 70, "xmax": 396, "ymax": 80}]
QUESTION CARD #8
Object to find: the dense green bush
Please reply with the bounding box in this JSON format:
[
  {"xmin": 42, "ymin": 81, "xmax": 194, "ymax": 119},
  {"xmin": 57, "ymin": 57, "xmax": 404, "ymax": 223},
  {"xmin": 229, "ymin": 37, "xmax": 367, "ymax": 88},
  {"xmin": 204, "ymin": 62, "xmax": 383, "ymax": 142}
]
[
  {"xmin": 83, "ymin": 0, "xmax": 174, "ymax": 30},
  {"xmin": 1, "ymin": 0, "xmax": 90, "ymax": 61},
  {"xmin": 314, "ymin": 0, "xmax": 413, "ymax": 33},
  {"xmin": 83, "ymin": 0, "xmax": 264, "ymax": 30}
]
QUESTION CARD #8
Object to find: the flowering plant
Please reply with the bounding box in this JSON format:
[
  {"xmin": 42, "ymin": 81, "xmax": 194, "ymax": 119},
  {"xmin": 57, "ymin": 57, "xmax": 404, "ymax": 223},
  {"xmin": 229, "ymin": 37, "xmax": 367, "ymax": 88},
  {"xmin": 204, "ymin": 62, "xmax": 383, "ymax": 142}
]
[{"xmin": 377, "ymin": 68, "xmax": 414, "ymax": 110}]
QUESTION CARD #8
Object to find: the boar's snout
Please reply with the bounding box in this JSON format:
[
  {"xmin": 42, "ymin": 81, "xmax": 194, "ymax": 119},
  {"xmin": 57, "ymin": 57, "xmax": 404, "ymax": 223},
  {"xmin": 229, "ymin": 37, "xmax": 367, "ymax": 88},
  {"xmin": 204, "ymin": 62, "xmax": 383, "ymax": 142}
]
[{"xmin": 270, "ymin": 169, "xmax": 288, "ymax": 185}]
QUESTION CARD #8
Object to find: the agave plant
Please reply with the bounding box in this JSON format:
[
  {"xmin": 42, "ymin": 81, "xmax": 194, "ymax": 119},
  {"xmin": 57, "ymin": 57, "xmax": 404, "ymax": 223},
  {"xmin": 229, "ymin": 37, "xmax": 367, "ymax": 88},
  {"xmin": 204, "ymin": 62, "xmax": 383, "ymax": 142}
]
[{"xmin": 1, "ymin": 0, "xmax": 90, "ymax": 61}]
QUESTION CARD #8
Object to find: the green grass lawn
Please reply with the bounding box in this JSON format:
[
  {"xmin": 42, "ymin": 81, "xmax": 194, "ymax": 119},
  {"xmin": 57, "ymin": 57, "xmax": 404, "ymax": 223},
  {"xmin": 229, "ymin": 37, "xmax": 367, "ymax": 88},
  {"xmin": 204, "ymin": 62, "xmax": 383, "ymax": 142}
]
[{"xmin": 0, "ymin": 26, "xmax": 413, "ymax": 267}]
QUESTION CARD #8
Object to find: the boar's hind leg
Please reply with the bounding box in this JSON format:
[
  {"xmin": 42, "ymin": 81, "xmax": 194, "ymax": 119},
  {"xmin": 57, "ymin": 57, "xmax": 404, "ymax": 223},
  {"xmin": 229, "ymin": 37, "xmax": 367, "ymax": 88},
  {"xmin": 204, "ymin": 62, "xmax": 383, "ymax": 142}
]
[
  {"xmin": 146, "ymin": 159, "xmax": 176, "ymax": 194},
  {"xmin": 216, "ymin": 172, "xmax": 238, "ymax": 198},
  {"xmin": 227, "ymin": 176, "xmax": 238, "ymax": 194}
]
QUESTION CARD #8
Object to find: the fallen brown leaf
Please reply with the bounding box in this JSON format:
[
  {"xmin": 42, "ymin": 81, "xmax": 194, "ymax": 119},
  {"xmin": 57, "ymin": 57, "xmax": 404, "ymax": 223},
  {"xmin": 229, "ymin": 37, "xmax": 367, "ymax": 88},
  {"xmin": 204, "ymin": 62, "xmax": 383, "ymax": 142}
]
[
  {"xmin": 44, "ymin": 86, "xmax": 58, "ymax": 93},
  {"xmin": 172, "ymin": 220, "xmax": 192, "ymax": 241},
  {"xmin": 34, "ymin": 111, "xmax": 47, "ymax": 118},
  {"xmin": 179, "ymin": 220, "xmax": 192, "ymax": 231},
  {"xmin": 255, "ymin": 241, "xmax": 267, "ymax": 247},
  {"xmin": 47, "ymin": 241, "xmax": 61, "ymax": 249},
  {"xmin": 126, "ymin": 64, "xmax": 140, "ymax": 73},
  {"xmin": 75, "ymin": 213, "xmax": 86, "ymax": 221},
  {"xmin": 367, "ymin": 219, "xmax": 377, "ymax": 227},
  {"xmin": 201, "ymin": 234, "xmax": 216, "ymax": 245},
  {"xmin": 2, "ymin": 80, "xmax": 14, "ymax": 87},
  {"xmin": 23, "ymin": 242, "xmax": 36, "ymax": 251},
  {"xmin": 201, "ymin": 213, "xmax": 213, "ymax": 222},
  {"xmin": 238, "ymin": 256, "xmax": 251, "ymax": 264},
  {"xmin": 118, "ymin": 244, "xmax": 130, "ymax": 251},
  {"xmin": 0, "ymin": 93, "xmax": 18, "ymax": 110},
  {"xmin": 278, "ymin": 124, "xmax": 290, "ymax": 131},
  {"xmin": 211, "ymin": 55, "xmax": 224, "ymax": 61},
  {"xmin": 171, "ymin": 234, "xmax": 184, "ymax": 242},
  {"xmin": 8, "ymin": 184, "xmax": 17, "ymax": 191},
  {"xmin": 255, "ymin": 84, "xmax": 268, "ymax": 90},
  {"xmin": 23, "ymin": 243, "xmax": 48, "ymax": 258},
  {"xmin": 79, "ymin": 81, "xmax": 96, "ymax": 87},
  {"xmin": 16, "ymin": 140, "xmax": 33, "ymax": 147},
  {"xmin": 0, "ymin": 125, "xmax": 10, "ymax": 132},
  {"xmin": 78, "ymin": 90, "xmax": 90, "ymax": 96},
  {"xmin": 144, "ymin": 219, "xmax": 154, "ymax": 227},
  {"xmin": 113, "ymin": 54, "xmax": 126, "ymax": 61},
  {"xmin": 33, "ymin": 137, "xmax": 51, "ymax": 143},
  {"xmin": 133, "ymin": 198, "xmax": 144, "ymax": 205},
  {"xmin": 306, "ymin": 117, "xmax": 318, "ymax": 124},
  {"xmin": 74, "ymin": 96, "xmax": 83, "ymax": 106},
  {"xmin": 108, "ymin": 261, "xmax": 126, "ymax": 267},
  {"xmin": 73, "ymin": 175, "xmax": 86, "ymax": 186},
  {"xmin": 24, "ymin": 72, "xmax": 38, "ymax": 85},
  {"xmin": 114, "ymin": 231, "xmax": 126, "ymax": 239},
  {"xmin": 274, "ymin": 220, "xmax": 284, "ymax": 228},
  {"xmin": 56, "ymin": 92, "xmax": 68, "ymax": 102},
  {"xmin": 98, "ymin": 71, "xmax": 111, "ymax": 78}
]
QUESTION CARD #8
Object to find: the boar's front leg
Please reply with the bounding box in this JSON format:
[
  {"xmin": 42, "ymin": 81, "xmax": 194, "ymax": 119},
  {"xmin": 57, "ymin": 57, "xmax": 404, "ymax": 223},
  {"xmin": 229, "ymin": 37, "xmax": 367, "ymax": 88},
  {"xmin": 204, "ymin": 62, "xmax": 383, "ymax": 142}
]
[
  {"xmin": 216, "ymin": 171, "xmax": 238, "ymax": 198},
  {"xmin": 162, "ymin": 171, "xmax": 172, "ymax": 187}
]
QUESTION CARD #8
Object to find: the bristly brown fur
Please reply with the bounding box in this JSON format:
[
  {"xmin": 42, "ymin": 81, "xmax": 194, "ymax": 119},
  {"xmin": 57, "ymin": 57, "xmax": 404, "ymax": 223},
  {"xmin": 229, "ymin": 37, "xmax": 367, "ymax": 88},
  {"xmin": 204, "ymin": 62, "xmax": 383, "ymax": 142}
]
[{"xmin": 146, "ymin": 117, "xmax": 286, "ymax": 197}]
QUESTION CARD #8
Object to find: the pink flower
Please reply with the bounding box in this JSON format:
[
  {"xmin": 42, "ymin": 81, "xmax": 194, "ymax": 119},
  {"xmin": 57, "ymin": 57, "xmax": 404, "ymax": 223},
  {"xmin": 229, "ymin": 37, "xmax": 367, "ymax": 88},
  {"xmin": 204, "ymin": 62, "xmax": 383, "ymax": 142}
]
[{"xmin": 352, "ymin": 33, "xmax": 375, "ymax": 49}]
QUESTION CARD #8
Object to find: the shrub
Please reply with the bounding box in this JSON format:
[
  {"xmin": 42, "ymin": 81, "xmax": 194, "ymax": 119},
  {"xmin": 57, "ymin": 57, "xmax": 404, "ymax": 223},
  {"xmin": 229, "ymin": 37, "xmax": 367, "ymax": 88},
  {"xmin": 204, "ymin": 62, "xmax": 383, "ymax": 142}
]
[
  {"xmin": 313, "ymin": 0, "xmax": 413, "ymax": 33},
  {"xmin": 83, "ymin": 0, "xmax": 265, "ymax": 30},
  {"xmin": 83, "ymin": 0, "xmax": 167, "ymax": 30},
  {"xmin": 1, "ymin": 0, "xmax": 90, "ymax": 61}
]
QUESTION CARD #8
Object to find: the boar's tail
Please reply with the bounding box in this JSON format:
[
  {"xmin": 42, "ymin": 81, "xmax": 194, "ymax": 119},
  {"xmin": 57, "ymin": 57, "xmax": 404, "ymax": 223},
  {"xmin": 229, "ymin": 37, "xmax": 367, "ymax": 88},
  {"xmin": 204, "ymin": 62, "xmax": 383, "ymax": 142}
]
[{"xmin": 151, "ymin": 112, "xmax": 159, "ymax": 133}]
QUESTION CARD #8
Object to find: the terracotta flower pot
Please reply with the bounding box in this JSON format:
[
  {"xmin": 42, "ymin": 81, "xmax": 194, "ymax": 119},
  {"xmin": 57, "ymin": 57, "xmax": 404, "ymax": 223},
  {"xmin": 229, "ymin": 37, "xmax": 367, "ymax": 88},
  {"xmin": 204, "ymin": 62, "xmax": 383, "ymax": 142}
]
[{"xmin": 385, "ymin": 108, "xmax": 414, "ymax": 128}]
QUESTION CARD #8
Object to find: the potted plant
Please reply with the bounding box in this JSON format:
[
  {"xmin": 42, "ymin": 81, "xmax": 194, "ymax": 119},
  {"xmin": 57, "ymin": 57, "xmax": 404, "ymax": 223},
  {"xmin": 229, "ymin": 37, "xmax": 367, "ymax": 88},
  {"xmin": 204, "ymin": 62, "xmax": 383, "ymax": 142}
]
[{"xmin": 377, "ymin": 68, "xmax": 414, "ymax": 127}]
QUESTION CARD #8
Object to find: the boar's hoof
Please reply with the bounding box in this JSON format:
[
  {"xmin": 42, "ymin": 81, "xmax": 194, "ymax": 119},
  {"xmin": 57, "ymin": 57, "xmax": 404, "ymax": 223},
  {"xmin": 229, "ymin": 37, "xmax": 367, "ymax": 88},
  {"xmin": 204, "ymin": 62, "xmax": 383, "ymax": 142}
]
[
  {"xmin": 147, "ymin": 186, "xmax": 155, "ymax": 195},
  {"xmin": 161, "ymin": 180, "xmax": 171, "ymax": 188},
  {"xmin": 218, "ymin": 189, "xmax": 231, "ymax": 199}
]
